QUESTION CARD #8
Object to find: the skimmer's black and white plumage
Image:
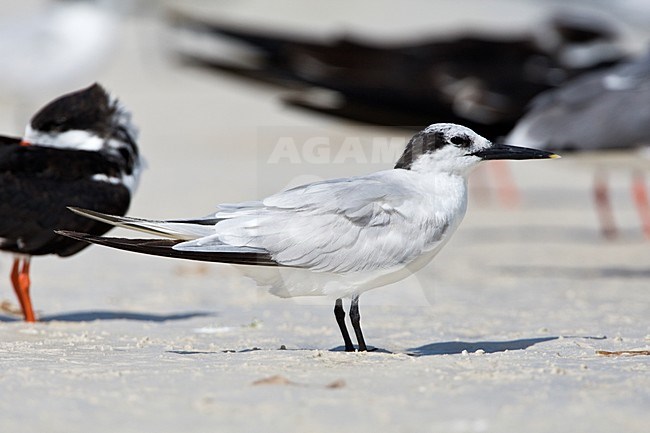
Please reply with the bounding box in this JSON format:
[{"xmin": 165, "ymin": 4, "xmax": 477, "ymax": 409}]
[
  {"xmin": 61, "ymin": 123, "xmax": 555, "ymax": 350},
  {"xmin": 0, "ymin": 83, "xmax": 141, "ymax": 321}
]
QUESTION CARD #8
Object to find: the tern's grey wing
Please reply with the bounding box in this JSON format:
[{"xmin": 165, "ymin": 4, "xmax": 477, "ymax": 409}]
[{"xmin": 175, "ymin": 172, "xmax": 451, "ymax": 273}]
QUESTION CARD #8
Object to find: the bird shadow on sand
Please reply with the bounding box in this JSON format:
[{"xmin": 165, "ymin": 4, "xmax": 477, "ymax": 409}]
[
  {"xmin": 0, "ymin": 310, "xmax": 214, "ymax": 323},
  {"xmin": 166, "ymin": 338, "xmax": 571, "ymax": 356},
  {"xmin": 406, "ymin": 335, "xmax": 605, "ymax": 356},
  {"xmin": 329, "ymin": 345, "xmax": 391, "ymax": 353},
  {"xmin": 167, "ymin": 346, "xmax": 393, "ymax": 355},
  {"xmin": 500, "ymin": 265, "xmax": 650, "ymax": 280},
  {"xmin": 406, "ymin": 336, "xmax": 559, "ymax": 356}
]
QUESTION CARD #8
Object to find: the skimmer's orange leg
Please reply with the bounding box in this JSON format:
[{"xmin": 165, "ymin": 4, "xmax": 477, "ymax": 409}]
[{"xmin": 11, "ymin": 257, "xmax": 35, "ymax": 322}]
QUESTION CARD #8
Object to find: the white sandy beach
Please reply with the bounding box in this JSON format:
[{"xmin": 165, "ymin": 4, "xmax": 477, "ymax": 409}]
[{"xmin": 0, "ymin": 1, "xmax": 648, "ymax": 432}]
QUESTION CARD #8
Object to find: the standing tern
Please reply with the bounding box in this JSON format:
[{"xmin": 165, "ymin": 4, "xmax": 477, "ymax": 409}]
[
  {"xmin": 59, "ymin": 123, "xmax": 556, "ymax": 350},
  {"xmin": 0, "ymin": 83, "xmax": 141, "ymax": 322}
]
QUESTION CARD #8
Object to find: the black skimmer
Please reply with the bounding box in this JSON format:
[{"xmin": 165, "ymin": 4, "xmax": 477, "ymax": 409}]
[
  {"xmin": 170, "ymin": 11, "xmax": 626, "ymax": 137},
  {"xmin": 507, "ymin": 49, "xmax": 650, "ymax": 239},
  {"xmin": 57, "ymin": 123, "xmax": 557, "ymax": 350},
  {"xmin": 0, "ymin": 83, "xmax": 141, "ymax": 322}
]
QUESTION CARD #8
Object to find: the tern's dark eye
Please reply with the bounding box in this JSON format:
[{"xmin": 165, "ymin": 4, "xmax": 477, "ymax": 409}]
[{"xmin": 450, "ymin": 135, "xmax": 471, "ymax": 147}]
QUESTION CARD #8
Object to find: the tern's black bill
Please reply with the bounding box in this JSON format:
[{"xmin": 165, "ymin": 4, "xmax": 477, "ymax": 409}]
[{"xmin": 472, "ymin": 144, "xmax": 559, "ymax": 160}]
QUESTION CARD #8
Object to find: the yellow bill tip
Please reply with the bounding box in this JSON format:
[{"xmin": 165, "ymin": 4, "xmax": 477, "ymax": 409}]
[{"xmin": 549, "ymin": 153, "xmax": 561, "ymax": 159}]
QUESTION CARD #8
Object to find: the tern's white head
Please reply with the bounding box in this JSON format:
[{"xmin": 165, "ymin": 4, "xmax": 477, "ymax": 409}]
[{"xmin": 395, "ymin": 123, "xmax": 558, "ymax": 176}]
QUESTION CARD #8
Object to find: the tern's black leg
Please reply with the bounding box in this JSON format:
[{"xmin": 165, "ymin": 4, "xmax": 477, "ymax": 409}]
[
  {"xmin": 349, "ymin": 295, "xmax": 367, "ymax": 352},
  {"xmin": 334, "ymin": 298, "xmax": 355, "ymax": 352}
]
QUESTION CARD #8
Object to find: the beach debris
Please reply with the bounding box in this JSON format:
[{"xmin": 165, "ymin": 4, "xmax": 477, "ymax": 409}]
[
  {"xmin": 596, "ymin": 350, "xmax": 650, "ymax": 357},
  {"xmin": 252, "ymin": 375, "xmax": 346, "ymax": 389},
  {"xmin": 252, "ymin": 375, "xmax": 293, "ymax": 386}
]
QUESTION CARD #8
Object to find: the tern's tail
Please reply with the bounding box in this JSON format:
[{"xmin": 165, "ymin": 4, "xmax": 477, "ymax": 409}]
[
  {"xmin": 56, "ymin": 231, "xmax": 278, "ymax": 266},
  {"xmin": 67, "ymin": 207, "xmax": 217, "ymax": 240}
]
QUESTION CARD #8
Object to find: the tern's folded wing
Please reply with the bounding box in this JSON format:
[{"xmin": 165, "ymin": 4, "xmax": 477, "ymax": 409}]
[{"xmin": 176, "ymin": 173, "xmax": 451, "ymax": 273}]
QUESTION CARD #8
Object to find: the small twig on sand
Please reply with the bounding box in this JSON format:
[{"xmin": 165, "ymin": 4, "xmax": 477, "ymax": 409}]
[{"xmin": 596, "ymin": 350, "xmax": 650, "ymax": 357}]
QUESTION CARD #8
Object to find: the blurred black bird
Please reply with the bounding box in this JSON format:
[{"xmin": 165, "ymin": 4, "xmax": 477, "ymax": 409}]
[
  {"xmin": 0, "ymin": 84, "xmax": 141, "ymax": 321},
  {"xmin": 171, "ymin": 10, "xmax": 626, "ymax": 139}
]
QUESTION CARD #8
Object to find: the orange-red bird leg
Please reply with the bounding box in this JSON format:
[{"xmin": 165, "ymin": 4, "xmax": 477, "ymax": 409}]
[
  {"xmin": 490, "ymin": 160, "xmax": 520, "ymax": 208},
  {"xmin": 632, "ymin": 171, "xmax": 650, "ymax": 239},
  {"xmin": 10, "ymin": 257, "xmax": 35, "ymax": 322},
  {"xmin": 469, "ymin": 164, "xmax": 492, "ymax": 206},
  {"xmin": 593, "ymin": 171, "xmax": 617, "ymax": 240}
]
